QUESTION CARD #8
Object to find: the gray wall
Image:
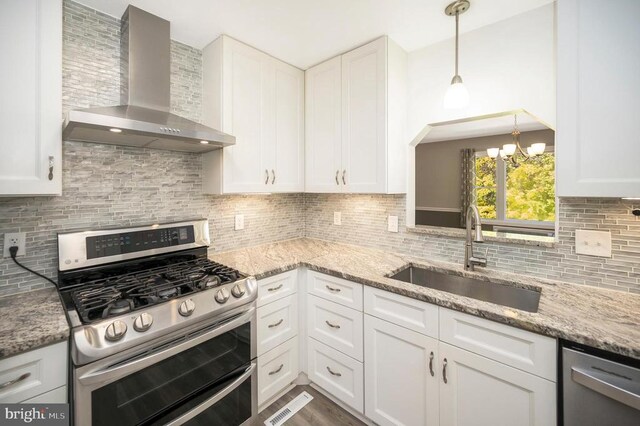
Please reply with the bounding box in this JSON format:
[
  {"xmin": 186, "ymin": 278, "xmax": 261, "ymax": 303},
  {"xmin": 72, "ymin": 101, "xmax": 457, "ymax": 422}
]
[
  {"xmin": 0, "ymin": 0, "xmax": 304, "ymax": 296},
  {"xmin": 415, "ymin": 129, "xmax": 555, "ymax": 209}
]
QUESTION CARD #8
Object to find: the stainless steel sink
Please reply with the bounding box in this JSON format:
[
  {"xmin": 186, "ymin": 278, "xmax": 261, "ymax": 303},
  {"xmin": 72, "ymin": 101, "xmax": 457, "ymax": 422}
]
[{"xmin": 389, "ymin": 266, "xmax": 541, "ymax": 313}]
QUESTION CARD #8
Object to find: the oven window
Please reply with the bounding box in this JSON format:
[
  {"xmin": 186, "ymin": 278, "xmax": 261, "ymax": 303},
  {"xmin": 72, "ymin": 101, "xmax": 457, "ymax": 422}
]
[{"xmin": 91, "ymin": 321, "xmax": 251, "ymax": 426}]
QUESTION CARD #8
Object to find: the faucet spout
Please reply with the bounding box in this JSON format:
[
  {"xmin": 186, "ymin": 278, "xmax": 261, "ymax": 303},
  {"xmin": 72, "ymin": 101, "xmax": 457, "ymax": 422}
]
[
  {"xmin": 465, "ymin": 205, "xmax": 487, "ymax": 271},
  {"xmin": 467, "ymin": 205, "xmax": 484, "ymax": 243}
]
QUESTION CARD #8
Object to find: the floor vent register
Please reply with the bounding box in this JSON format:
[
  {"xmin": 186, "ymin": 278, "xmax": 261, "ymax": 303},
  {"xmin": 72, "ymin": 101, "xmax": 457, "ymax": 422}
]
[{"xmin": 264, "ymin": 391, "xmax": 314, "ymax": 426}]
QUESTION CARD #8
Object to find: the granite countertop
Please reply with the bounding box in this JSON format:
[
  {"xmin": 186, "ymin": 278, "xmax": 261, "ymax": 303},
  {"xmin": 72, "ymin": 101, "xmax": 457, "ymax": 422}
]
[
  {"xmin": 0, "ymin": 287, "xmax": 70, "ymax": 360},
  {"xmin": 212, "ymin": 237, "xmax": 640, "ymax": 360}
]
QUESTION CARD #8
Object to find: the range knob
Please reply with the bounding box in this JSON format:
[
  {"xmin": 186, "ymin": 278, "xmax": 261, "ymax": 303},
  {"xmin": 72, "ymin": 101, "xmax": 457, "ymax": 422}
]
[
  {"xmin": 133, "ymin": 312, "xmax": 153, "ymax": 332},
  {"xmin": 231, "ymin": 283, "xmax": 246, "ymax": 298},
  {"xmin": 215, "ymin": 288, "xmax": 230, "ymax": 304},
  {"xmin": 105, "ymin": 320, "xmax": 127, "ymax": 341},
  {"xmin": 179, "ymin": 299, "xmax": 196, "ymax": 317}
]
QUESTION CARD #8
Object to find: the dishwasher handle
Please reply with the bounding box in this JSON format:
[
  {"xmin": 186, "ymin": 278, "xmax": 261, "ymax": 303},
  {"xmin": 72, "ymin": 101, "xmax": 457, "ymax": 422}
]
[{"xmin": 572, "ymin": 367, "xmax": 640, "ymax": 411}]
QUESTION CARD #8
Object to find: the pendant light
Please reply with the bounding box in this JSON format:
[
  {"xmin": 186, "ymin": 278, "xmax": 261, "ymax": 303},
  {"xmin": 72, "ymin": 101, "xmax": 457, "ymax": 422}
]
[{"xmin": 443, "ymin": 0, "xmax": 470, "ymax": 109}]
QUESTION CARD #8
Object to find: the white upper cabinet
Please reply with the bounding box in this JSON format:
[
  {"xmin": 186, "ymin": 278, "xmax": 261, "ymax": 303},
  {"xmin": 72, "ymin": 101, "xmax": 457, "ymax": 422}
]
[
  {"xmin": 202, "ymin": 36, "xmax": 304, "ymax": 194},
  {"xmin": 0, "ymin": 0, "xmax": 62, "ymax": 196},
  {"xmin": 305, "ymin": 56, "xmax": 342, "ymax": 192},
  {"xmin": 305, "ymin": 37, "xmax": 407, "ymax": 194},
  {"xmin": 556, "ymin": 0, "xmax": 640, "ymax": 197}
]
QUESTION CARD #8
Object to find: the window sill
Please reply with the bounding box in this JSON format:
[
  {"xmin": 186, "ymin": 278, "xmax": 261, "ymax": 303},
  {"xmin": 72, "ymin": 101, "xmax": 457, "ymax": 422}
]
[{"xmin": 407, "ymin": 225, "xmax": 557, "ymax": 248}]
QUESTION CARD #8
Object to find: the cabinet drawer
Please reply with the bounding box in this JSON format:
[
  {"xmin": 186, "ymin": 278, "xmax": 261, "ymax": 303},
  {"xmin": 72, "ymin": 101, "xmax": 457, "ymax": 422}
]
[
  {"xmin": 364, "ymin": 286, "xmax": 439, "ymax": 338},
  {"xmin": 258, "ymin": 336, "xmax": 299, "ymax": 407},
  {"xmin": 0, "ymin": 342, "xmax": 67, "ymax": 403},
  {"xmin": 307, "ymin": 294, "xmax": 363, "ymax": 361},
  {"xmin": 257, "ymin": 295, "xmax": 298, "ymax": 356},
  {"xmin": 307, "ymin": 271, "xmax": 363, "ymax": 310},
  {"xmin": 257, "ymin": 270, "xmax": 297, "ymax": 307},
  {"xmin": 439, "ymin": 308, "xmax": 556, "ymax": 381},
  {"xmin": 307, "ymin": 338, "xmax": 363, "ymax": 413},
  {"xmin": 22, "ymin": 386, "xmax": 67, "ymax": 404}
]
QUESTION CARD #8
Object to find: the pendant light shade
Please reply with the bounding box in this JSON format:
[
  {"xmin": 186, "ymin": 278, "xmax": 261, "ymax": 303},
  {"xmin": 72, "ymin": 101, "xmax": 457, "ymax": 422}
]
[
  {"xmin": 444, "ymin": 1, "xmax": 470, "ymax": 109},
  {"xmin": 444, "ymin": 76, "xmax": 470, "ymax": 109}
]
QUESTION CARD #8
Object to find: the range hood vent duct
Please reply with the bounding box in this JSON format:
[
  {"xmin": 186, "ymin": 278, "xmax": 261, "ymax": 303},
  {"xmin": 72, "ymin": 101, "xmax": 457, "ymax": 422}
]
[{"xmin": 62, "ymin": 6, "xmax": 234, "ymax": 153}]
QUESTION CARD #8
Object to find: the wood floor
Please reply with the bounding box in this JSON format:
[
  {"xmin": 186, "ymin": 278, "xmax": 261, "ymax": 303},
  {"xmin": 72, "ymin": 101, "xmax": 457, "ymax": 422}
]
[{"xmin": 257, "ymin": 385, "xmax": 366, "ymax": 426}]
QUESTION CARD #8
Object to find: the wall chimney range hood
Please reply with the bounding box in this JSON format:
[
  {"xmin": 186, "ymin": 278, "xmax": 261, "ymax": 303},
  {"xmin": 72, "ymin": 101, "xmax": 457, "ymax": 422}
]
[{"xmin": 62, "ymin": 6, "xmax": 234, "ymax": 153}]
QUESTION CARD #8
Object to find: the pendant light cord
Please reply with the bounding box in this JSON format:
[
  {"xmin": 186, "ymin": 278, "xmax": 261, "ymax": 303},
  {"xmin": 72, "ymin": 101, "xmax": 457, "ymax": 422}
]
[{"xmin": 455, "ymin": 12, "xmax": 460, "ymax": 76}]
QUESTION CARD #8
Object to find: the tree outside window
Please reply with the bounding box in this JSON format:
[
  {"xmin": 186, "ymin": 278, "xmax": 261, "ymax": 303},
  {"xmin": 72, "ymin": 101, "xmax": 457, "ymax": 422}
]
[{"xmin": 474, "ymin": 151, "xmax": 555, "ymax": 224}]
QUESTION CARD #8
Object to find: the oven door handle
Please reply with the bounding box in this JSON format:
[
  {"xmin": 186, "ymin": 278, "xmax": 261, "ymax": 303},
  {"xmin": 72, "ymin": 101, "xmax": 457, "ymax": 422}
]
[
  {"xmin": 78, "ymin": 307, "xmax": 255, "ymax": 386},
  {"xmin": 162, "ymin": 362, "xmax": 255, "ymax": 426}
]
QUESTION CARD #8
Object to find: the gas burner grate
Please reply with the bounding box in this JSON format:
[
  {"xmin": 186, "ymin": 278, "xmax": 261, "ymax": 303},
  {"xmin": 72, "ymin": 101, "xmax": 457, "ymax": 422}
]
[{"xmin": 69, "ymin": 258, "xmax": 244, "ymax": 323}]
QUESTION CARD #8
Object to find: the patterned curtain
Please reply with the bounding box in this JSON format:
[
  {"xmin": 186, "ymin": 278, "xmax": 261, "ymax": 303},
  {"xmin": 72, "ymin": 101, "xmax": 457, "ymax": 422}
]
[{"xmin": 460, "ymin": 148, "xmax": 476, "ymax": 228}]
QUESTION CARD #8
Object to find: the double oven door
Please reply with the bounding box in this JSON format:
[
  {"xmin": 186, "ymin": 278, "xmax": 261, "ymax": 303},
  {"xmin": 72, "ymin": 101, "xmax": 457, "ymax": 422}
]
[{"xmin": 74, "ymin": 305, "xmax": 257, "ymax": 426}]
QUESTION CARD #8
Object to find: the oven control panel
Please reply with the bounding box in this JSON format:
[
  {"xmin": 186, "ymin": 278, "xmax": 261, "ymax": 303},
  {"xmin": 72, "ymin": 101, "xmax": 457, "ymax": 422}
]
[{"xmin": 86, "ymin": 225, "xmax": 195, "ymax": 259}]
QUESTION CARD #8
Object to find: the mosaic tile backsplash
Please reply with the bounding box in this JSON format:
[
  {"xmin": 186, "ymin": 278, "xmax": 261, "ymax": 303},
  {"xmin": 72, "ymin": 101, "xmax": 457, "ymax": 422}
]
[{"xmin": 1, "ymin": 1, "xmax": 639, "ymax": 296}]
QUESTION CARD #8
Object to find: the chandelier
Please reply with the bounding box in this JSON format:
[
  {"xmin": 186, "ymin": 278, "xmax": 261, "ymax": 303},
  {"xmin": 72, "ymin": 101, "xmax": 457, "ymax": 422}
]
[{"xmin": 486, "ymin": 114, "xmax": 546, "ymax": 166}]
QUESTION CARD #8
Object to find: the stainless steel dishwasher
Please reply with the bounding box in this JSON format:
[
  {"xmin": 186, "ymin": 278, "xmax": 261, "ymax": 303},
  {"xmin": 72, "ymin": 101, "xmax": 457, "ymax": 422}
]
[{"xmin": 561, "ymin": 341, "xmax": 640, "ymax": 425}]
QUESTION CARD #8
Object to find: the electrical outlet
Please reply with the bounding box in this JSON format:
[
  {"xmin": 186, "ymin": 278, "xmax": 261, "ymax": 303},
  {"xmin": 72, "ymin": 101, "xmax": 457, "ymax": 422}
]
[
  {"xmin": 333, "ymin": 212, "xmax": 342, "ymax": 226},
  {"xmin": 575, "ymin": 229, "xmax": 611, "ymax": 257},
  {"xmin": 3, "ymin": 232, "xmax": 26, "ymax": 258},
  {"xmin": 388, "ymin": 215, "xmax": 399, "ymax": 233},
  {"xmin": 234, "ymin": 214, "xmax": 245, "ymax": 231}
]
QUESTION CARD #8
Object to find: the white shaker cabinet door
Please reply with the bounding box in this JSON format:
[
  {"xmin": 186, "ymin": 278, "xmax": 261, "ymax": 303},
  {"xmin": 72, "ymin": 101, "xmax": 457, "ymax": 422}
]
[
  {"xmin": 271, "ymin": 59, "xmax": 304, "ymax": 192},
  {"xmin": 340, "ymin": 37, "xmax": 387, "ymax": 194},
  {"xmin": 439, "ymin": 342, "xmax": 556, "ymax": 426},
  {"xmin": 364, "ymin": 315, "xmax": 439, "ymax": 426},
  {"xmin": 556, "ymin": 0, "xmax": 640, "ymax": 197},
  {"xmin": 305, "ymin": 56, "xmax": 343, "ymax": 193},
  {"xmin": 0, "ymin": 0, "xmax": 62, "ymax": 196}
]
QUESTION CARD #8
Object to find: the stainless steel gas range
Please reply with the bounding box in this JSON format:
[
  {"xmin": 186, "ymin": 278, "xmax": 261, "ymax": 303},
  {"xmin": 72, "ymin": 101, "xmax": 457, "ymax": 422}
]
[{"xmin": 56, "ymin": 219, "xmax": 257, "ymax": 426}]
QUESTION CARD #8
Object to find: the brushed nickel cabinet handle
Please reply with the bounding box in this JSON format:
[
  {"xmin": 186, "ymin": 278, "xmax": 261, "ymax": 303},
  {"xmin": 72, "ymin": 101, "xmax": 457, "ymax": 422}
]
[
  {"xmin": 326, "ymin": 366, "xmax": 342, "ymax": 377},
  {"xmin": 48, "ymin": 156, "xmax": 54, "ymax": 181},
  {"xmin": 342, "ymin": 169, "xmax": 346, "ymax": 185},
  {"xmin": 268, "ymin": 364, "xmax": 284, "ymax": 375},
  {"xmin": 0, "ymin": 372, "xmax": 31, "ymax": 390},
  {"xmin": 267, "ymin": 284, "xmax": 283, "ymax": 292},
  {"xmin": 325, "ymin": 285, "xmax": 341, "ymax": 293},
  {"xmin": 265, "ymin": 169, "xmax": 269, "ymax": 184},
  {"xmin": 325, "ymin": 320, "xmax": 340, "ymax": 329},
  {"xmin": 271, "ymin": 169, "xmax": 276, "ymax": 184},
  {"xmin": 442, "ymin": 358, "xmax": 448, "ymax": 384},
  {"xmin": 268, "ymin": 319, "xmax": 284, "ymax": 328},
  {"xmin": 429, "ymin": 352, "xmax": 435, "ymax": 377},
  {"xmin": 335, "ymin": 170, "xmax": 340, "ymax": 185}
]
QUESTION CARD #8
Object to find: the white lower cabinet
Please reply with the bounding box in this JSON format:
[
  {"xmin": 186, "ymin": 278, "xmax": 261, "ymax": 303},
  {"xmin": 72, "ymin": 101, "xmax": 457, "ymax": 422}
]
[
  {"xmin": 439, "ymin": 342, "xmax": 556, "ymax": 426},
  {"xmin": 257, "ymin": 294, "xmax": 298, "ymax": 356},
  {"xmin": 295, "ymin": 271, "xmax": 557, "ymax": 425},
  {"xmin": 364, "ymin": 314, "xmax": 439, "ymax": 426},
  {"xmin": 0, "ymin": 341, "xmax": 67, "ymax": 403},
  {"xmin": 257, "ymin": 336, "xmax": 299, "ymax": 406},
  {"xmin": 256, "ymin": 273, "xmax": 300, "ymax": 410},
  {"xmin": 307, "ymin": 337, "xmax": 364, "ymax": 413}
]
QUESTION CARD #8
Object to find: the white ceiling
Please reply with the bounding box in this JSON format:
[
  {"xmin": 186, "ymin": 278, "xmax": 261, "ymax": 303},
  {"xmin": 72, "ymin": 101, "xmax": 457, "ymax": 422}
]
[{"xmin": 74, "ymin": 0, "xmax": 554, "ymax": 69}]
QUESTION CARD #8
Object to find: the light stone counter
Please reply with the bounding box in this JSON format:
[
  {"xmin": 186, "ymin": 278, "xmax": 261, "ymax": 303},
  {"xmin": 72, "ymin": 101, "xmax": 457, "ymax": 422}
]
[
  {"xmin": 0, "ymin": 288, "xmax": 69, "ymax": 359},
  {"xmin": 211, "ymin": 237, "xmax": 640, "ymax": 360}
]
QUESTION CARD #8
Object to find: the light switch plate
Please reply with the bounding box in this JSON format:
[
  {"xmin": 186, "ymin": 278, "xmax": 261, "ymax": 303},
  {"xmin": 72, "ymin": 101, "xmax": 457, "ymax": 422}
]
[
  {"xmin": 388, "ymin": 215, "xmax": 399, "ymax": 233},
  {"xmin": 333, "ymin": 212, "xmax": 342, "ymax": 226},
  {"xmin": 3, "ymin": 232, "xmax": 26, "ymax": 258},
  {"xmin": 234, "ymin": 214, "xmax": 245, "ymax": 231},
  {"xmin": 575, "ymin": 229, "xmax": 611, "ymax": 257}
]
